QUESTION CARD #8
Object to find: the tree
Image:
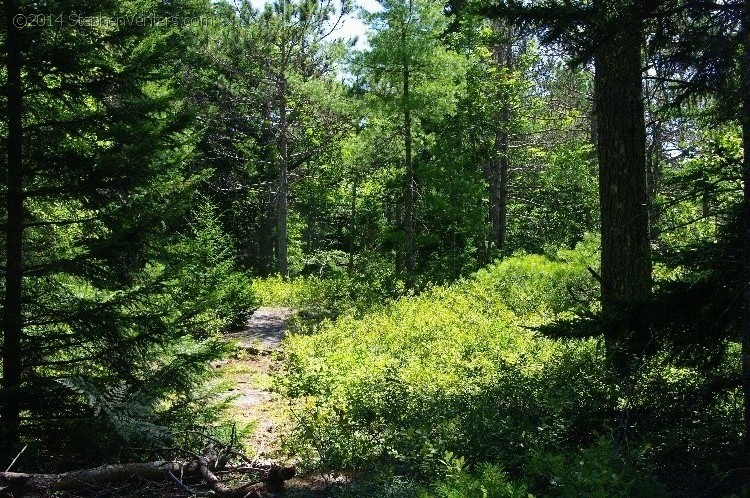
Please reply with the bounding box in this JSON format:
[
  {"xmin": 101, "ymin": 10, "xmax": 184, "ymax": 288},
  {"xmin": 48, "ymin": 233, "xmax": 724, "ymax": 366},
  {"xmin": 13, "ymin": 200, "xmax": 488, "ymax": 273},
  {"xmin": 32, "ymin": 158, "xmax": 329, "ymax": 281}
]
[
  {"xmin": 193, "ymin": 0, "xmax": 351, "ymax": 277},
  {"xmin": 3, "ymin": 0, "xmax": 24, "ymax": 455},
  {"xmin": 486, "ymin": 21, "xmax": 515, "ymax": 256},
  {"xmin": 360, "ymin": 0, "xmax": 461, "ymax": 287},
  {"xmin": 593, "ymin": 0, "xmax": 651, "ymax": 371},
  {"xmin": 0, "ymin": 0, "xmax": 253, "ymax": 464},
  {"xmin": 469, "ymin": 0, "xmax": 654, "ymax": 371},
  {"xmin": 742, "ymin": 0, "xmax": 750, "ymax": 451},
  {"xmin": 450, "ymin": 16, "xmax": 520, "ymax": 261},
  {"xmin": 638, "ymin": 0, "xmax": 748, "ymax": 444},
  {"xmin": 263, "ymin": 0, "xmax": 351, "ymax": 277}
]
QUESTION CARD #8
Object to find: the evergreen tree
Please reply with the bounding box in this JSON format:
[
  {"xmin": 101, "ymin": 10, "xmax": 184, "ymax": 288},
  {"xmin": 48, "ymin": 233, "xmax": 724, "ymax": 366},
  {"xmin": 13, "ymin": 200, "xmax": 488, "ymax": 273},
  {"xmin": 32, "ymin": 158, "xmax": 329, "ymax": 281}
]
[
  {"xmin": 466, "ymin": 0, "xmax": 656, "ymax": 371},
  {"xmin": 191, "ymin": 0, "xmax": 352, "ymax": 277},
  {"xmin": 0, "ymin": 0, "xmax": 253, "ymax": 464},
  {"xmin": 359, "ymin": 0, "xmax": 462, "ymax": 287}
]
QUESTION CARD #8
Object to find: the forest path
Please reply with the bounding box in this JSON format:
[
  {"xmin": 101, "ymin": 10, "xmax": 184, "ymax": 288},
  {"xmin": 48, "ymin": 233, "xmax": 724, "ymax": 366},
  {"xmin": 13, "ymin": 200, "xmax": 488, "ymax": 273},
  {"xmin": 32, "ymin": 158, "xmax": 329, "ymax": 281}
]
[
  {"xmin": 215, "ymin": 306, "xmax": 294, "ymax": 460},
  {"xmin": 226, "ymin": 306, "xmax": 294, "ymax": 352}
]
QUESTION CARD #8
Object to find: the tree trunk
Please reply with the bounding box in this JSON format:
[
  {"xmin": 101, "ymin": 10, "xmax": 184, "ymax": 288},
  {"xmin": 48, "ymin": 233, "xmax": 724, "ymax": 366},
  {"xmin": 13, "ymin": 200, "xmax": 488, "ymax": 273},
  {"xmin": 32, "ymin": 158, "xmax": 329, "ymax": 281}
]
[
  {"xmin": 403, "ymin": 11, "xmax": 415, "ymax": 288},
  {"xmin": 498, "ymin": 143, "xmax": 508, "ymax": 252},
  {"xmin": 594, "ymin": 14, "xmax": 651, "ymax": 373},
  {"xmin": 3, "ymin": 0, "xmax": 24, "ymax": 458},
  {"xmin": 490, "ymin": 129, "xmax": 509, "ymax": 257},
  {"xmin": 648, "ymin": 120, "xmax": 663, "ymax": 231},
  {"xmin": 0, "ymin": 458, "xmax": 295, "ymax": 497},
  {"xmin": 487, "ymin": 23, "xmax": 513, "ymax": 258},
  {"xmin": 257, "ymin": 101, "xmax": 277, "ymax": 275},
  {"xmin": 490, "ymin": 30, "xmax": 513, "ymax": 256},
  {"xmin": 349, "ymin": 168, "xmax": 357, "ymax": 275},
  {"xmin": 277, "ymin": 71, "xmax": 289, "ymax": 278},
  {"xmin": 259, "ymin": 188, "xmax": 276, "ymax": 275},
  {"xmin": 741, "ymin": 0, "xmax": 750, "ymax": 452}
]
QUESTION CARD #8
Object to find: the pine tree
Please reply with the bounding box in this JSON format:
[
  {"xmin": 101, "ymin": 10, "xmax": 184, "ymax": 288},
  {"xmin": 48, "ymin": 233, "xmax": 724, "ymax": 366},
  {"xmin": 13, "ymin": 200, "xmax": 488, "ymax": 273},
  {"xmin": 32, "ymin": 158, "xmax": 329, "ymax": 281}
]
[
  {"xmin": 191, "ymin": 0, "xmax": 351, "ymax": 277},
  {"xmin": 0, "ymin": 0, "xmax": 253, "ymax": 464},
  {"xmin": 360, "ymin": 0, "xmax": 462, "ymax": 287},
  {"xmin": 469, "ymin": 0, "xmax": 656, "ymax": 371}
]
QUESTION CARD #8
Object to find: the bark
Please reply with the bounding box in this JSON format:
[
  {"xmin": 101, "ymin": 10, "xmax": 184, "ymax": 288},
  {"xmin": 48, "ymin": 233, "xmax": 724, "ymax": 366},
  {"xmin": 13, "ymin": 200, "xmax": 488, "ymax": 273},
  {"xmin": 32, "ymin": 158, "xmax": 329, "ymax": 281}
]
[
  {"xmin": 647, "ymin": 120, "xmax": 663, "ymax": 230},
  {"xmin": 0, "ymin": 458, "xmax": 295, "ymax": 497},
  {"xmin": 594, "ymin": 12, "xmax": 651, "ymax": 372},
  {"xmin": 498, "ymin": 147, "xmax": 509, "ymax": 252},
  {"xmin": 0, "ymin": 461, "xmax": 195, "ymax": 494},
  {"xmin": 259, "ymin": 187, "xmax": 276, "ymax": 275},
  {"xmin": 403, "ymin": 10, "xmax": 415, "ymax": 289},
  {"xmin": 258, "ymin": 100, "xmax": 277, "ymax": 275},
  {"xmin": 489, "ymin": 128, "xmax": 509, "ymax": 256},
  {"xmin": 742, "ymin": 0, "xmax": 750, "ymax": 452},
  {"xmin": 349, "ymin": 168, "xmax": 357, "ymax": 274},
  {"xmin": 489, "ymin": 26, "xmax": 513, "ymax": 256},
  {"xmin": 277, "ymin": 63, "xmax": 289, "ymax": 278},
  {"xmin": 197, "ymin": 457, "xmax": 247, "ymax": 497},
  {"xmin": 2, "ymin": 0, "xmax": 25, "ymax": 459}
]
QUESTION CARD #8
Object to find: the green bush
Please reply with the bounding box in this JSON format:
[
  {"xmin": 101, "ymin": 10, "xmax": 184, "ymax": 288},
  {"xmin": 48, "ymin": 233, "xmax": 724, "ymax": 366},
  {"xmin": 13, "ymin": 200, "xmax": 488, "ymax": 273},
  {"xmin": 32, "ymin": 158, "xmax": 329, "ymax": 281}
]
[
  {"xmin": 279, "ymin": 237, "xmax": 608, "ymax": 477},
  {"xmin": 252, "ymin": 263, "xmax": 404, "ymax": 319},
  {"xmin": 418, "ymin": 464, "xmax": 528, "ymax": 498},
  {"xmin": 276, "ymin": 234, "xmax": 741, "ymax": 493},
  {"xmin": 523, "ymin": 438, "xmax": 665, "ymax": 497}
]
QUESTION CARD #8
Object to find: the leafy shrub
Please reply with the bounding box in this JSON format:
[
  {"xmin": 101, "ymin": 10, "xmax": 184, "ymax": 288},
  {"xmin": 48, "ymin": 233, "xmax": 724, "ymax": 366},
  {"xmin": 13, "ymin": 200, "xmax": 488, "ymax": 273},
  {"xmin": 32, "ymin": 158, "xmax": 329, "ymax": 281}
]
[
  {"xmin": 418, "ymin": 464, "xmax": 528, "ymax": 498},
  {"xmin": 524, "ymin": 438, "xmax": 665, "ymax": 497},
  {"xmin": 252, "ymin": 264, "xmax": 404, "ymax": 319},
  {"xmin": 279, "ymin": 237, "xmax": 606, "ymax": 477},
  {"xmin": 277, "ymin": 234, "xmax": 739, "ymax": 493}
]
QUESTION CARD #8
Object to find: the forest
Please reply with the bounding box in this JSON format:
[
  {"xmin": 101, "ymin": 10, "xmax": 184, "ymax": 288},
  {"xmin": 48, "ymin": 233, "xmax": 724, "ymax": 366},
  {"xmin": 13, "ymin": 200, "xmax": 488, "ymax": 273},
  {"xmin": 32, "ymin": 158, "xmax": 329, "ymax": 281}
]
[{"xmin": 0, "ymin": 0, "xmax": 748, "ymax": 495}]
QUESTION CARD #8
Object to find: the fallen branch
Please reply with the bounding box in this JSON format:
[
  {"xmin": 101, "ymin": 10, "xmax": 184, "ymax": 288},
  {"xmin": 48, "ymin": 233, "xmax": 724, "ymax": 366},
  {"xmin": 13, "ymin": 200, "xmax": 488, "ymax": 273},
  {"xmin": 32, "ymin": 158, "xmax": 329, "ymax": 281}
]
[
  {"xmin": 0, "ymin": 460, "xmax": 194, "ymax": 495},
  {"xmin": 198, "ymin": 456, "xmax": 253, "ymax": 497},
  {"xmin": 5, "ymin": 445, "xmax": 27, "ymax": 472},
  {"xmin": 0, "ymin": 456, "xmax": 295, "ymax": 498},
  {"xmin": 166, "ymin": 469, "xmax": 209, "ymax": 496}
]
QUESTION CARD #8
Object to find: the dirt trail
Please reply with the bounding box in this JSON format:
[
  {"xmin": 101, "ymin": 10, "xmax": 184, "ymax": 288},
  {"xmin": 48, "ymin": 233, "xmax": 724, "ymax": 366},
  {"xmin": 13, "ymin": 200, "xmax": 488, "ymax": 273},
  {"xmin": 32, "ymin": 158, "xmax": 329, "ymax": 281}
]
[
  {"xmin": 216, "ymin": 307, "xmax": 293, "ymax": 459},
  {"xmin": 225, "ymin": 306, "xmax": 294, "ymax": 352}
]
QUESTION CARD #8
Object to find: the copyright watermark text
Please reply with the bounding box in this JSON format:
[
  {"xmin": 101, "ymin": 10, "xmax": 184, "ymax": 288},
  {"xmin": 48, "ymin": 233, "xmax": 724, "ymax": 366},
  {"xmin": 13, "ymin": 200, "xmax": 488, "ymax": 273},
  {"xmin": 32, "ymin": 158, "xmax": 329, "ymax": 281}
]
[{"xmin": 13, "ymin": 13, "xmax": 221, "ymax": 29}]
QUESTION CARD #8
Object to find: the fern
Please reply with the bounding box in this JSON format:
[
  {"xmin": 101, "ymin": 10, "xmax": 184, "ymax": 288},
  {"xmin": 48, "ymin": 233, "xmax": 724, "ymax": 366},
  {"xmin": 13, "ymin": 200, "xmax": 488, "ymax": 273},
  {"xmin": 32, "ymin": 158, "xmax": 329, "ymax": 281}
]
[{"xmin": 57, "ymin": 377, "xmax": 171, "ymax": 447}]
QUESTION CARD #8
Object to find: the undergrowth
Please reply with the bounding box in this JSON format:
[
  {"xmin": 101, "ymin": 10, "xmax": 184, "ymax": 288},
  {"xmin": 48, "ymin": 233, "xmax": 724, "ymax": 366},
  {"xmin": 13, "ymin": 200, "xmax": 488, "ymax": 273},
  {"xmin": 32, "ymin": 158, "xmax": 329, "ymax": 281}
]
[{"xmin": 274, "ymin": 234, "xmax": 740, "ymax": 496}]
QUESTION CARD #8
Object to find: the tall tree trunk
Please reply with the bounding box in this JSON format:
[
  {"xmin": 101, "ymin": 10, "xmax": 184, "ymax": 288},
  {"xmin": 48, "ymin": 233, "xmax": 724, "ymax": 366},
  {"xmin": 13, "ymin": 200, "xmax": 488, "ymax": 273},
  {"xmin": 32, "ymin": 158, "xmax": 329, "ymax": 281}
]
[
  {"xmin": 403, "ymin": 15, "xmax": 415, "ymax": 288},
  {"xmin": 259, "ymin": 191, "xmax": 276, "ymax": 274},
  {"xmin": 349, "ymin": 168, "xmax": 357, "ymax": 275},
  {"xmin": 647, "ymin": 120, "xmax": 662, "ymax": 232},
  {"xmin": 491, "ymin": 31, "xmax": 514, "ymax": 255},
  {"xmin": 257, "ymin": 102, "xmax": 276, "ymax": 275},
  {"xmin": 277, "ymin": 71, "xmax": 289, "ymax": 278},
  {"xmin": 3, "ymin": 0, "xmax": 24, "ymax": 457},
  {"xmin": 595, "ymin": 14, "xmax": 651, "ymax": 373},
  {"xmin": 490, "ymin": 127, "xmax": 509, "ymax": 256},
  {"xmin": 275, "ymin": 0, "xmax": 290, "ymax": 279},
  {"xmin": 741, "ymin": 0, "xmax": 750, "ymax": 452},
  {"xmin": 489, "ymin": 23, "xmax": 513, "ymax": 257},
  {"xmin": 498, "ymin": 143, "xmax": 508, "ymax": 252}
]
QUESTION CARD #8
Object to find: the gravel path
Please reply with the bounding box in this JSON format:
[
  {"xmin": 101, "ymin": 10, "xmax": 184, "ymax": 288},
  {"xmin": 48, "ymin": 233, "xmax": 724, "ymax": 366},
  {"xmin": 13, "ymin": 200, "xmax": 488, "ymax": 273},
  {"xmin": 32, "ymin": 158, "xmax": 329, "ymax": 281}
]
[
  {"xmin": 216, "ymin": 307, "xmax": 294, "ymax": 460},
  {"xmin": 224, "ymin": 306, "xmax": 293, "ymax": 352}
]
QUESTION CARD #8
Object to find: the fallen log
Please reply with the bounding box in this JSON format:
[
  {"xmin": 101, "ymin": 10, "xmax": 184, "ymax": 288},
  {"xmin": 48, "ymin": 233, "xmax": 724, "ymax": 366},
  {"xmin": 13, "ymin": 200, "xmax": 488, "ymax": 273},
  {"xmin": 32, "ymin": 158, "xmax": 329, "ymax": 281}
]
[
  {"xmin": 0, "ymin": 458, "xmax": 295, "ymax": 497},
  {"xmin": 1, "ymin": 460, "xmax": 193, "ymax": 493},
  {"xmin": 198, "ymin": 456, "xmax": 247, "ymax": 497}
]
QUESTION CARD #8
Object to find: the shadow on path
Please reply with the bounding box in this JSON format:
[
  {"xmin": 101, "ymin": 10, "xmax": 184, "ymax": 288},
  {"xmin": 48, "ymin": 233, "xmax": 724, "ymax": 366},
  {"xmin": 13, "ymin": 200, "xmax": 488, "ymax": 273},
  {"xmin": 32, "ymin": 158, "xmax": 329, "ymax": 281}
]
[{"xmin": 225, "ymin": 306, "xmax": 293, "ymax": 352}]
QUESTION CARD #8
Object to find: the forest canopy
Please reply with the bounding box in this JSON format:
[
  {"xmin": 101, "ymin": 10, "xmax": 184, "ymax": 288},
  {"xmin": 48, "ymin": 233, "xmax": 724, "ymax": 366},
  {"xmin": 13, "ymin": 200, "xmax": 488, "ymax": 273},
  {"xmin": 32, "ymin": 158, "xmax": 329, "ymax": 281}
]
[{"xmin": 1, "ymin": 0, "xmax": 749, "ymax": 496}]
